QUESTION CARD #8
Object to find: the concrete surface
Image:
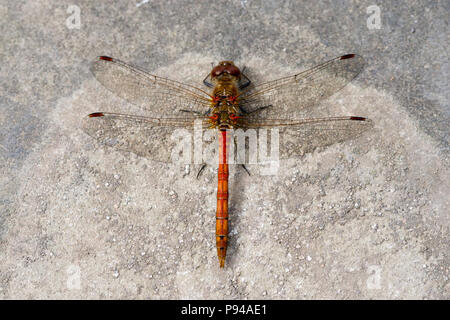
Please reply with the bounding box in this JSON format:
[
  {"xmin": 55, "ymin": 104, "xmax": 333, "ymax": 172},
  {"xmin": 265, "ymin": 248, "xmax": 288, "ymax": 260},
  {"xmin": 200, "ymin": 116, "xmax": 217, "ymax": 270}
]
[{"xmin": 0, "ymin": 0, "xmax": 448, "ymax": 299}]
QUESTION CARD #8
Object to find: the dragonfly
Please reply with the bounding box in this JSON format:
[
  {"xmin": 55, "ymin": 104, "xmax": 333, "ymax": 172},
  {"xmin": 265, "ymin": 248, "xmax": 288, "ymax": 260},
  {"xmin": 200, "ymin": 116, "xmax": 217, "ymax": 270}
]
[{"xmin": 82, "ymin": 54, "xmax": 372, "ymax": 268}]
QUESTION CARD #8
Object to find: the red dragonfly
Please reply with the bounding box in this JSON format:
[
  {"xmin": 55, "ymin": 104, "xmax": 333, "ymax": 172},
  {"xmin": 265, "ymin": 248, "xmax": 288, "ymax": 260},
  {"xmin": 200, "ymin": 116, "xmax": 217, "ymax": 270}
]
[{"xmin": 82, "ymin": 54, "xmax": 372, "ymax": 268}]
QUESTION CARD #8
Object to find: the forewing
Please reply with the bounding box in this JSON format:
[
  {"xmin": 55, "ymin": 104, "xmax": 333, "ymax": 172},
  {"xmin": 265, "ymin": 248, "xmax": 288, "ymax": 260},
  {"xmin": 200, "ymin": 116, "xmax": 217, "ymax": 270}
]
[
  {"xmin": 81, "ymin": 112, "xmax": 211, "ymax": 163},
  {"xmin": 239, "ymin": 54, "xmax": 365, "ymax": 119},
  {"xmin": 91, "ymin": 56, "xmax": 212, "ymax": 117}
]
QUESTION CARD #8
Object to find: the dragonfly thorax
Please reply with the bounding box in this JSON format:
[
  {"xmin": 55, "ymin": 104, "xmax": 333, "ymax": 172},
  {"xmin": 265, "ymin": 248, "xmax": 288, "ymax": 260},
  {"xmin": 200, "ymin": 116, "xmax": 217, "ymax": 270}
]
[
  {"xmin": 209, "ymin": 63, "xmax": 241, "ymax": 130},
  {"xmin": 209, "ymin": 111, "xmax": 240, "ymax": 130},
  {"xmin": 209, "ymin": 98, "xmax": 241, "ymax": 129}
]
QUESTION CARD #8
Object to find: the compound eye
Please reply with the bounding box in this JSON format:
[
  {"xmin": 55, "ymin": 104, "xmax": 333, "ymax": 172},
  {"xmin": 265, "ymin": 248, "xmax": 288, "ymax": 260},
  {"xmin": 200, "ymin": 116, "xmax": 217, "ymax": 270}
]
[
  {"xmin": 229, "ymin": 113, "xmax": 240, "ymax": 121},
  {"xmin": 209, "ymin": 114, "xmax": 219, "ymax": 121},
  {"xmin": 225, "ymin": 65, "xmax": 240, "ymax": 77},
  {"xmin": 211, "ymin": 66, "xmax": 225, "ymax": 78}
]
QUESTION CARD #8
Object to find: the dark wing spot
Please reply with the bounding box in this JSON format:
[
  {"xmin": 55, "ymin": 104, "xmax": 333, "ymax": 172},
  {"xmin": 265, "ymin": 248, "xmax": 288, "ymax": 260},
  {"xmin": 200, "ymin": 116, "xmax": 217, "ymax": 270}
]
[
  {"xmin": 350, "ymin": 116, "xmax": 367, "ymax": 121},
  {"xmin": 99, "ymin": 56, "xmax": 113, "ymax": 61},
  {"xmin": 88, "ymin": 112, "xmax": 105, "ymax": 118},
  {"xmin": 340, "ymin": 54, "xmax": 356, "ymax": 60}
]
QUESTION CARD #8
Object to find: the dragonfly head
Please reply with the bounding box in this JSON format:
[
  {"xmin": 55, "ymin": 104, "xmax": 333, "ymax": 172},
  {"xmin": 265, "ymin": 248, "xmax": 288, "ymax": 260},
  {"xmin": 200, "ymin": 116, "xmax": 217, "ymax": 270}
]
[{"xmin": 211, "ymin": 61, "xmax": 241, "ymax": 81}]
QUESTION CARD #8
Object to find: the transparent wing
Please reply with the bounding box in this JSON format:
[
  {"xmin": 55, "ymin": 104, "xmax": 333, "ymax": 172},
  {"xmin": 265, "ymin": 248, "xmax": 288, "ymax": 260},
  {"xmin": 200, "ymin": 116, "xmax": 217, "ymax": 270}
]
[
  {"xmin": 81, "ymin": 112, "xmax": 211, "ymax": 163},
  {"xmin": 236, "ymin": 116, "xmax": 373, "ymax": 159},
  {"xmin": 91, "ymin": 56, "xmax": 212, "ymax": 117},
  {"xmin": 239, "ymin": 54, "xmax": 365, "ymax": 119}
]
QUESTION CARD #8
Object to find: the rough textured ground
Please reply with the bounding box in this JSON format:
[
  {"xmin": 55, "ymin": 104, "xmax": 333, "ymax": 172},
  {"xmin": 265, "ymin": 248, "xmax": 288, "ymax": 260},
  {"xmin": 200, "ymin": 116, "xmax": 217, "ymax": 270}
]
[{"xmin": 0, "ymin": 1, "xmax": 448, "ymax": 299}]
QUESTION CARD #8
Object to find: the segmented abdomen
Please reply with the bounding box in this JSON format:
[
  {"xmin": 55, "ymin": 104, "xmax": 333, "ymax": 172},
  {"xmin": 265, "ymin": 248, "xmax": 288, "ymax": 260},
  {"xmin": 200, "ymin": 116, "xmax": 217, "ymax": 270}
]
[{"xmin": 216, "ymin": 130, "xmax": 229, "ymax": 268}]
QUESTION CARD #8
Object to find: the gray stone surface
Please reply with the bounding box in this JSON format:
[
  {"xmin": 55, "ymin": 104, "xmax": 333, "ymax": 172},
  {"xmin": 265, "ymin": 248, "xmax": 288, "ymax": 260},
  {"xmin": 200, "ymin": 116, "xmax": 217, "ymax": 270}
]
[{"xmin": 0, "ymin": 0, "xmax": 448, "ymax": 299}]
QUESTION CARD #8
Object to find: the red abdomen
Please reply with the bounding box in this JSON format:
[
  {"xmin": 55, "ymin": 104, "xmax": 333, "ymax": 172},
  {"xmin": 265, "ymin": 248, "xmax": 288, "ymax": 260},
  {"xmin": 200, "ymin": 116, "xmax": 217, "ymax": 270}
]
[{"xmin": 216, "ymin": 130, "xmax": 229, "ymax": 268}]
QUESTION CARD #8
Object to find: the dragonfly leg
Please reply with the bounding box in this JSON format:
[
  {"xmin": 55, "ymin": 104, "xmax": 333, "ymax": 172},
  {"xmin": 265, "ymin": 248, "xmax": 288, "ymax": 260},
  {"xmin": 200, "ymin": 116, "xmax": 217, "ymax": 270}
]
[
  {"xmin": 238, "ymin": 106, "xmax": 249, "ymax": 115},
  {"xmin": 196, "ymin": 163, "xmax": 207, "ymax": 179},
  {"xmin": 179, "ymin": 109, "xmax": 203, "ymax": 115},
  {"xmin": 239, "ymin": 104, "xmax": 272, "ymax": 115},
  {"xmin": 179, "ymin": 109, "xmax": 212, "ymax": 116},
  {"xmin": 239, "ymin": 66, "xmax": 251, "ymax": 89},
  {"xmin": 203, "ymin": 72, "xmax": 214, "ymax": 88},
  {"xmin": 241, "ymin": 164, "xmax": 251, "ymax": 176}
]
